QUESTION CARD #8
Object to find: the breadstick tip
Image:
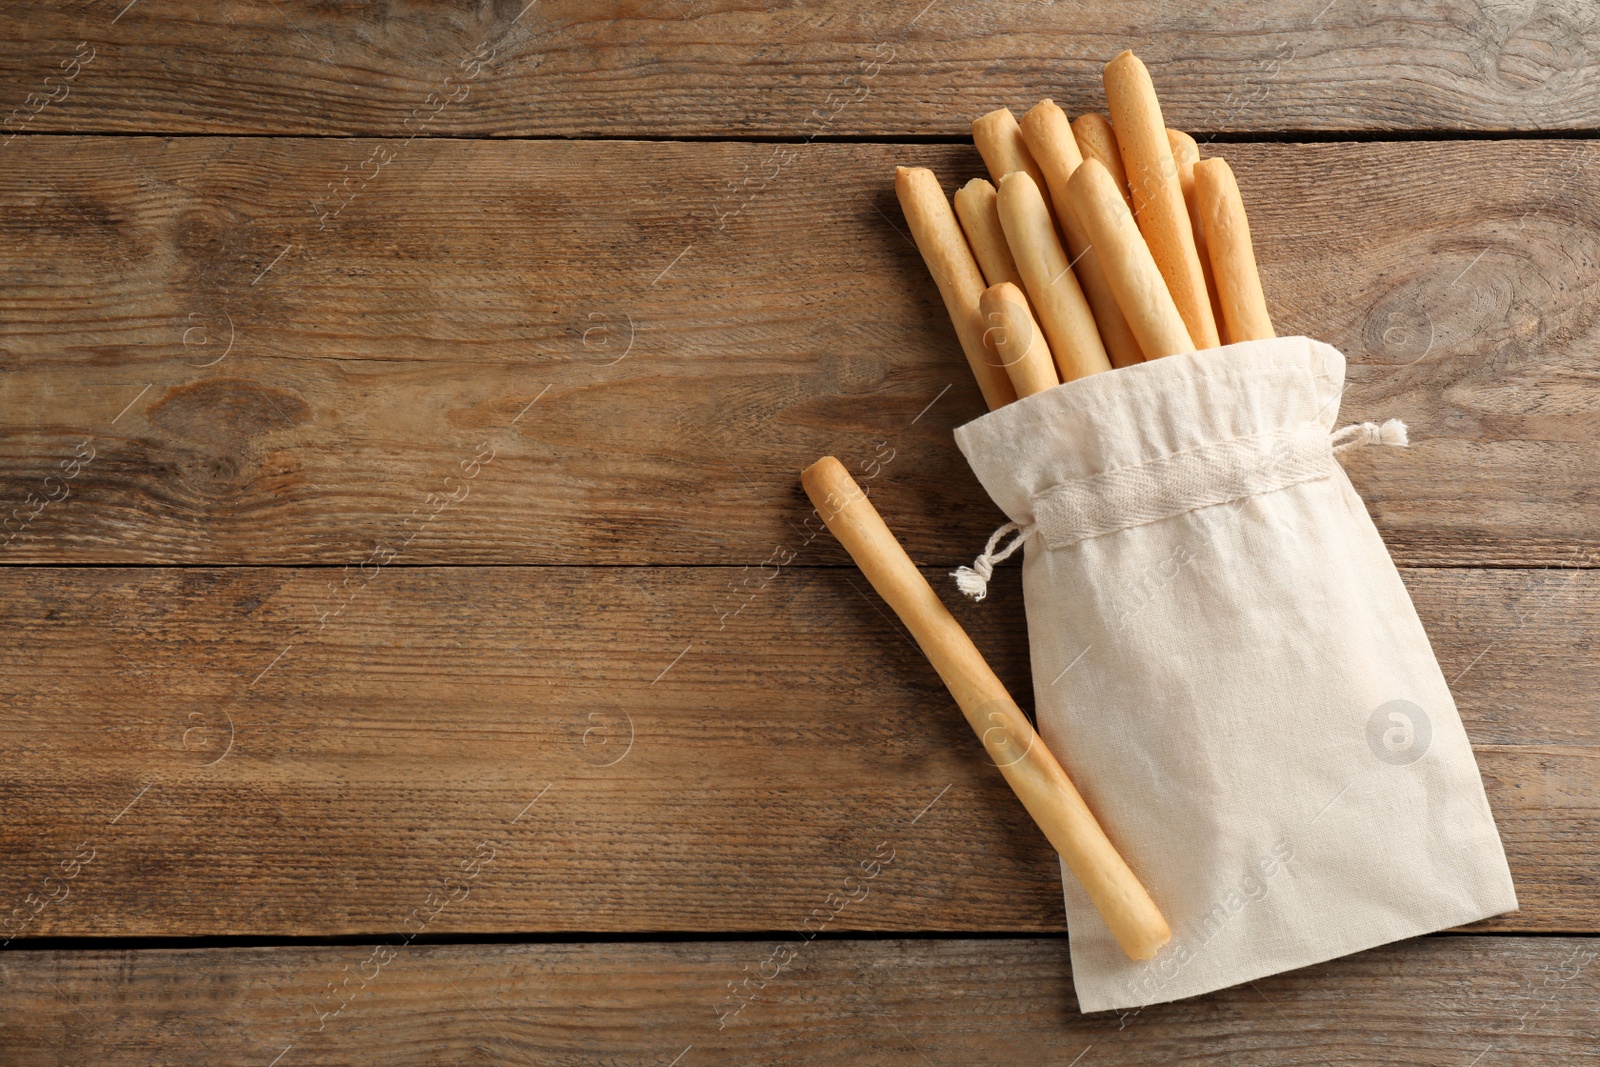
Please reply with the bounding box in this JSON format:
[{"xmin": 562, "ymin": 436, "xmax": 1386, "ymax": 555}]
[
  {"xmin": 1021, "ymin": 97, "xmax": 1068, "ymax": 131},
  {"xmin": 1071, "ymin": 156, "xmax": 1109, "ymax": 185},
  {"xmin": 1193, "ymin": 156, "xmax": 1275, "ymax": 343},
  {"xmin": 801, "ymin": 455, "xmax": 856, "ymax": 516},
  {"xmin": 974, "ymin": 106, "xmax": 1017, "ymax": 129},
  {"xmin": 995, "ymin": 168, "xmax": 1045, "ymax": 214},
  {"xmin": 1167, "ymin": 128, "xmax": 1198, "ymax": 164},
  {"xmin": 1067, "ymin": 158, "xmax": 1115, "ymax": 211},
  {"xmin": 1106, "ymin": 48, "xmax": 1143, "ymax": 74},
  {"xmin": 978, "ymin": 280, "xmax": 1031, "ymax": 347},
  {"xmin": 802, "ymin": 455, "xmax": 842, "ymax": 482},
  {"xmin": 972, "ymin": 108, "xmax": 1030, "ymax": 176},
  {"xmin": 980, "ymin": 281, "xmax": 1061, "ymax": 397},
  {"xmin": 894, "ymin": 164, "xmax": 928, "ymax": 188}
]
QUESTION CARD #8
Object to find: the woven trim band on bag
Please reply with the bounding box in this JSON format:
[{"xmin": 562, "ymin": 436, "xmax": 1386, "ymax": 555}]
[
  {"xmin": 1038, "ymin": 422, "xmax": 1333, "ymax": 549},
  {"xmin": 951, "ymin": 419, "xmax": 1407, "ymax": 601}
]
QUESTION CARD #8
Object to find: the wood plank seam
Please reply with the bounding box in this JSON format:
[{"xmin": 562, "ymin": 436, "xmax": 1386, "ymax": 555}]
[
  {"xmin": 10, "ymin": 5, "xmax": 1600, "ymax": 137},
  {"xmin": 3, "ymin": 8, "xmax": 1599, "ymax": 1051}
]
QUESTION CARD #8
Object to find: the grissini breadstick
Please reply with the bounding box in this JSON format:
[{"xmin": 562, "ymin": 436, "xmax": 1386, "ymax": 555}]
[
  {"xmin": 954, "ymin": 178, "xmax": 1024, "ymax": 288},
  {"xmin": 1066, "ymin": 159, "xmax": 1194, "ymax": 359},
  {"xmin": 1021, "ymin": 99, "xmax": 1146, "ymax": 367},
  {"xmin": 1167, "ymin": 128, "xmax": 1227, "ymax": 345},
  {"xmin": 996, "ymin": 171, "xmax": 1113, "ymax": 382},
  {"xmin": 981, "ymin": 282, "xmax": 1060, "ymax": 398},
  {"xmin": 972, "ymin": 107, "xmax": 1059, "ymax": 232},
  {"xmin": 1104, "ymin": 50, "xmax": 1221, "ymax": 350},
  {"xmin": 801, "ymin": 456, "xmax": 1171, "ymax": 962},
  {"xmin": 895, "ymin": 166, "xmax": 1018, "ymax": 410},
  {"xmin": 1071, "ymin": 113, "xmax": 1134, "ymax": 214},
  {"xmin": 1195, "ymin": 157, "xmax": 1276, "ymax": 342}
]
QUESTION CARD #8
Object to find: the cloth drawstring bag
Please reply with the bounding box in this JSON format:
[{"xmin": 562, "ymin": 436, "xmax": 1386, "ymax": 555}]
[{"xmin": 951, "ymin": 335, "xmax": 1517, "ymax": 1013}]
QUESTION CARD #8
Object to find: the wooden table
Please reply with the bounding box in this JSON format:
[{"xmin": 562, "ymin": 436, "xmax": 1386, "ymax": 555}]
[{"xmin": 2, "ymin": 3, "xmax": 1596, "ymax": 1063}]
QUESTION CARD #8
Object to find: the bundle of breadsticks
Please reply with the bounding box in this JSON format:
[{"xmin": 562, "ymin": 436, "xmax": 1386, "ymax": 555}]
[
  {"xmin": 897, "ymin": 49, "xmax": 1273, "ymax": 409},
  {"xmin": 804, "ymin": 49, "xmax": 1520, "ymax": 1006},
  {"xmin": 803, "ymin": 49, "xmax": 1270, "ymax": 964}
]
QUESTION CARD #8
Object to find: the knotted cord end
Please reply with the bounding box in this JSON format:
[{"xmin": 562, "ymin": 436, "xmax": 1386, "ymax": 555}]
[
  {"xmin": 1375, "ymin": 418, "xmax": 1409, "ymax": 446},
  {"xmin": 951, "ymin": 521, "xmax": 1031, "ymax": 601},
  {"xmin": 1332, "ymin": 418, "xmax": 1409, "ymax": 453},
  {"xmin": 952, "ymin": 562, "xmax": 994, "ymax": 601}
]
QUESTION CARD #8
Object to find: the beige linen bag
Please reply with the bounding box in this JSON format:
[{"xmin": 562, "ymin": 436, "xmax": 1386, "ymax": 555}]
[{"xmin": 952, "ymin": 335, "xmax": 1517, "ymax": 1013}]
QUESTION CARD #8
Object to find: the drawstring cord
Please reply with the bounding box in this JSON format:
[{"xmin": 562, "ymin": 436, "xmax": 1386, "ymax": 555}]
[
  {"xmin": 950, "ymin": 522, "xmax": 1033, "ymax": 601},
  {"xmin": 952, "ymin": 418, "xmax": 1409, "ymax": 601},
  {"xmin": 1330, "ymin": 418, "xmax": 1408, "ymax": 452}
]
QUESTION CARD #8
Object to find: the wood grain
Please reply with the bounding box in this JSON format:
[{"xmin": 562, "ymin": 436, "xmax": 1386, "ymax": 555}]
[
  {"xmin": 5, "ymin": 2, "xmax": 1600, "ymax": 138},
  {"xmin": 2, "ymin": 936, "xmax": 1597, "ymax": 1065},
  {"xmin": 0, "ymin": 137, "xmax": 1597, "ymax": 566},
  {"xmin": 5, "ymin": 1, "xmax": 1594, "ymax": 1053},
  {"xmin": 0, "ymin": 564, "xmax": 1593, "ymax": 938}
]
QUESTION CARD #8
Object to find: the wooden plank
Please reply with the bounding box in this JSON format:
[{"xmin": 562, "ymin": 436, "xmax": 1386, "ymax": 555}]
[
  {"xmin": 1, "ymin": 137, "xmax": 1596, "ymax": 566},
  {"xmin": 6, "ymin": 2, "xmax": 1600, "ymax": 137},
  {"xmin": 2, "ymin": 935, "xmax": 1596, "ymax": 1064},
  {"xmin": 0, "ymin": 565, "xmax": 1593, "ymax": 938}
]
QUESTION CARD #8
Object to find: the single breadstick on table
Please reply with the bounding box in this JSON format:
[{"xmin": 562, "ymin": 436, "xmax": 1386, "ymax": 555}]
[
  {"xmin": 972, "ymin": 107, "xmax": 1059, "ymax": 231},
  {"xmin": 1067, "ymin": 159, "xmax": 1194, "ymax": 359},
  {"xmin": 1071, "ymin": 113, "xmax": 1134, "ymax": 214},
  {"xmin": 954, "ymin": 178, "xmax": 1024, "ymax": 288},
  {"xmin": 1195, "ymin": 157, "xmax": 1276, "ymax": 343},
  {"xmin": 1021, "ymin": 99, "xmax": 1146, "ymax": 367},
  {"xmin": 981, "ymin": 282, "xmax": 1059, "ymax": 398},
  {"xmin": 996, "ymin": 171, "xmax": 1113, "ymax": 382},
  {"xmin": 1104, "ymin": 50, "xmax": 1221, "ymax": 350},
  {"xmin": 801, "ymin": 456, "xmax": 1172, "ymax": 962},
  {"xmin": 1167, "ymin": 128, "xmax": 1227, "ymax": 345},
  {"xmin": 895, "ymin": 166, "xmax": 1018, "ymax": 410}
]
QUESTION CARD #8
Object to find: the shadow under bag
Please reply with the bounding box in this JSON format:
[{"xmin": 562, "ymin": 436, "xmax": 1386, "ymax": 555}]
[{"xmin": 953, "ymin": 335, "xmax": 1518, "ymax": 1013}]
